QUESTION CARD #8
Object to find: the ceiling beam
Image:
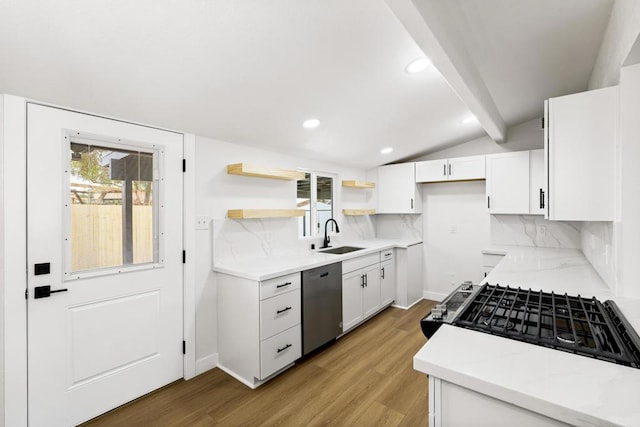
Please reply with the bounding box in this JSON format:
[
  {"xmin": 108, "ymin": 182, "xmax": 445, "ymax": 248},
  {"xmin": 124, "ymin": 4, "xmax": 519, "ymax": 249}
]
[{"xmin": 386, "ymin": 0, "xmax": 506, "ymax": 143}]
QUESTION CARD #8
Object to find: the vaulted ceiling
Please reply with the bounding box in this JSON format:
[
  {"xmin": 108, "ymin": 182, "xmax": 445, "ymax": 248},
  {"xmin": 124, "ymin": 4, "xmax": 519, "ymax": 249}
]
[{"xmin": 0, "ymin": 0, "xmax": 613, "ymax": 168}]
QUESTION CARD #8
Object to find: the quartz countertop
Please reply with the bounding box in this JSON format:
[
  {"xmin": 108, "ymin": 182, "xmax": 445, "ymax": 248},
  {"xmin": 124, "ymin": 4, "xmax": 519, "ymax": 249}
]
[
  {"xmin": 415, "ymin": 246, "xmax": 640, "ymax": 426},
  {"xmin": 213, "ymin": 238, "xmax": 422, "ymax": 281}
]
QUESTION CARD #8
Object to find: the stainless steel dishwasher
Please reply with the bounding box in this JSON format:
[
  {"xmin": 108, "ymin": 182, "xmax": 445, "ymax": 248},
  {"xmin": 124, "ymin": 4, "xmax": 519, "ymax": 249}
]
[{"xmin": 301, "ymin": 262, "xmax": 343, "ymax": 355}]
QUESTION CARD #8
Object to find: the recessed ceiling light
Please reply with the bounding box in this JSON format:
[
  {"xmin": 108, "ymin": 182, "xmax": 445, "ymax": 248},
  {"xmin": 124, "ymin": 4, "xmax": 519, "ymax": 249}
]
[
  {"xmin": 460, "ymin": 115, "xmax": 478, "ymax": 125},
  {"xmin": 302, "ymin": 119, "xmax": 320, "ymax": 129},
  {"xmin": 380, "ymin": 147, "xmax": 393, "ymax": 154},
  {"xmin": 405, "ymin": 57, "xmax": 431, "ymax": 74}
]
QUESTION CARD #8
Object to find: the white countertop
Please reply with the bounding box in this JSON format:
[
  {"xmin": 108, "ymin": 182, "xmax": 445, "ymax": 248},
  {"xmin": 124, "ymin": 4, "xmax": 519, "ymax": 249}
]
[
  {"xmin": 213, "ymin": 238, "xmax": 422, "ymax": 281},
  {"xmin": 415, "ymin": 246, "xmax": 640, "ymax": 426}
]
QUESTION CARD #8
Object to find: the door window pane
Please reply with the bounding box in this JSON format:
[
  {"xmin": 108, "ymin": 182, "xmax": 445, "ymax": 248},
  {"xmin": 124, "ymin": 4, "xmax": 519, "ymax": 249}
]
[{"xmin": 69, "ymin": 142, "xmax": 157, "ymax": 273}]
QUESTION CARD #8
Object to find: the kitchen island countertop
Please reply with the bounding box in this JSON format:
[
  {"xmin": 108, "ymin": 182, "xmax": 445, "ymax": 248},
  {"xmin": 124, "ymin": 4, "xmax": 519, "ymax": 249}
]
[{"xmin": 415, "ymin": 246, "xmax": 640, "ymax": 426}]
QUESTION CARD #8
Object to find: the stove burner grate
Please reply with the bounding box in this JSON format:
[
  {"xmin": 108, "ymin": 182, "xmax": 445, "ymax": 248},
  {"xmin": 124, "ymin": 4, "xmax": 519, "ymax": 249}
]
[{"xmin": 452, "ymin": 284, "xmax": 640, "ymax": 368}]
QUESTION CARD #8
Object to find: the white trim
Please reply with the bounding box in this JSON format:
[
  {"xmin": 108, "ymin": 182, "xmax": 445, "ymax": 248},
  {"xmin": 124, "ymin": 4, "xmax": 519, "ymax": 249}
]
[
  {"xmin": 195, "ymin": 353, "xmax": 218, "ymax": 376},
  {"xmin": 423, "ymin": 290, "xmax": 447, "ymax": 302},
  {"xmin": 2, "ymin": 94, "xmax": 28, "ymax": 427},
  {"xmin": 216, "ymin": 363, "xmax": 260, "ymax": 389},
  {"xmin": 391, "ymin": 296, "xmax": 425, "ymax": 310},
  {"xmin": 182, "ymin": 133, "xmax": 197, "ymax": 380}
]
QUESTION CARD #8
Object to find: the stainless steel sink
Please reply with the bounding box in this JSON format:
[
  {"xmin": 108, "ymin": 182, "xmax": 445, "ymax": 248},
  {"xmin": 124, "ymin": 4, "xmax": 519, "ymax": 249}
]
[{"xmin": 319, "ymin": 246, "xmax": 364, "ymax": 255}]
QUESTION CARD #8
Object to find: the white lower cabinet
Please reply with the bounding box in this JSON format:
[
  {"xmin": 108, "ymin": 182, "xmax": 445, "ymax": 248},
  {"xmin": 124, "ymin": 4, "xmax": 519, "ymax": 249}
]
[
  {"xmin": 217, "ymin": 271, "xmax": 301, "ymax": 388},
  {"xmin": 342, "ymin": 264, "xmax": 380, "ymax": 331},
  {"xmin": 430, "ymin": 377, "xmax": 570, "ymax": 427},
  {"xmin": 342, "ymin": 250, "xmax": 397, "ymax": 333},
  {"xmin": 380, "ymin": 258, "xmax": 395, "ymax": 306}
]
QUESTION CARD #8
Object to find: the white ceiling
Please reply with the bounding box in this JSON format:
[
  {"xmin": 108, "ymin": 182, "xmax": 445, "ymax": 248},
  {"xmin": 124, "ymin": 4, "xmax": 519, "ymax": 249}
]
[{"xmin": 0, "ymin": 0, "xmax": 613, "ymax": 168}]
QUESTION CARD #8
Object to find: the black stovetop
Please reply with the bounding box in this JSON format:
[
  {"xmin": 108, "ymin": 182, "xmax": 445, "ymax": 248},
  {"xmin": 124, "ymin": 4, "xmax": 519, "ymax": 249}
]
[{"xmin": 452, "ymin": 284, "xmax": 640, "ymax": 368}]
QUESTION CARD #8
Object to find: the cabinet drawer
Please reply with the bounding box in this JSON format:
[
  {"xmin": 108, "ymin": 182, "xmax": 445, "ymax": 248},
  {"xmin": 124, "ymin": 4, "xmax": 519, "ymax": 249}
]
[
  {"xmin": 260, "ymin": 324, "xmax": 301, "ymax": 380},
  {"xmin": 482, "ymin": 253, "xmax": 505, "ymax": 268},
  {"xmin": 260, "ymin": 289, "xmax": 301, "ymax": 340},
  {"xmin": 342, "ymin": 253, "xmax": 379, "ymax": 274},
  {"xmin": 260, "ymin": 272, "xmax": 301, "ymax": 300},
  {"xmin": 380, "ymin": 249, "xmax": 394, "ymax": 262}
]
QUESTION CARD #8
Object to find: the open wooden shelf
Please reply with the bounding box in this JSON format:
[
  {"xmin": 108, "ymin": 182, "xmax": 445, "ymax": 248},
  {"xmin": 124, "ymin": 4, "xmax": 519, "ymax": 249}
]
[
  {"xmin": 227, "ymin": 209, "xmax": 305, "ymax": 219},
  {"xmin": 342, "ymin": 180, "xmax": 375, "ymax": 189},
  {"xmin": 342, "ymin": 209, "xmax": 376, "ymax": 216},
  {"xmin": 227, "ymin": 163, "xmax": 305, "ymax": 181}
]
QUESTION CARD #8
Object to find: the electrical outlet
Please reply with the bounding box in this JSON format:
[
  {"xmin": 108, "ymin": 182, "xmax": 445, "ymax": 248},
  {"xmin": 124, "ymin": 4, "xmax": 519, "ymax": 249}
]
[
  {"xmin": 450, "ymin": 225, "xmax": 457, "ymax": 234},
  {"xmin": 536, "ymin": 225, "xmax": 546, "ymax": 237},
  {"xmin": 195, "ymin": 216, "xmax": 210, "ymax": 230}
]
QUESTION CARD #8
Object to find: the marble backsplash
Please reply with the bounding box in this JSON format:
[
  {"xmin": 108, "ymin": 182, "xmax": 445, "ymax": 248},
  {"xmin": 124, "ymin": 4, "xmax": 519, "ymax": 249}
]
[
  {"xmin": 374, "ymin": 214, "xmax": 423, "ymax": 240},
  {"xmin": 212, "ymin": 214, "xmax": 376, "ymax": 265},
  {"xmin": 581, "ymin": 221, "xmax": 616, "ymax": 289},
  {"xmin": 490, "ymin": 215, "xmax": 581, "ymax": 248}
]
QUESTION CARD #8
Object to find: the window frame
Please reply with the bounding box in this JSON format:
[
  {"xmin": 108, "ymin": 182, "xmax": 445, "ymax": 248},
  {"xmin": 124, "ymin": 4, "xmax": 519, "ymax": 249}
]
[
  {"xmin": 62, "ymin": 131, "xmax": 165, "ymax": 281},
  {"xmin": 297, "ymin": 170, "xmax": 338, "ymax": 239}
]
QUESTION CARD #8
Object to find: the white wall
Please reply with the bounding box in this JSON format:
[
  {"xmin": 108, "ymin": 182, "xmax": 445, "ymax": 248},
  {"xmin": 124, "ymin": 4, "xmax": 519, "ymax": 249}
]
[
  {"xmin": 589, "ymin": 0, "xmax": 640, "ymax": 89},
  {"xmin": 583, "ymin": 10, "xmax": 640, "ymax": 291},
  {"xmin": 0, "ymin": 95, "xmax": 4, "ymax": 427},
  {"xmin": 413, "ymin": 117, "xmax": 544, "ymax": 161},
  {"xmin": 193, "ymin": 135, "xmax": 369, "ymax": 371},
  {"xmin": 617, "ymin": 63, "xmax": 640, "ymax": 298},
  {"xmin": 422, "ymin": 181, "xmax": 489, "ymax": 300}
]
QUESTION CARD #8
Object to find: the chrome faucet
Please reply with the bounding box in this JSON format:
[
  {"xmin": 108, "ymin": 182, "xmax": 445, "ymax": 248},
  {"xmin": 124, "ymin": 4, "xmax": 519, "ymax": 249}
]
[{"xmin": 321, "ymin": 218, "xmax": 340, "ymax": 249}]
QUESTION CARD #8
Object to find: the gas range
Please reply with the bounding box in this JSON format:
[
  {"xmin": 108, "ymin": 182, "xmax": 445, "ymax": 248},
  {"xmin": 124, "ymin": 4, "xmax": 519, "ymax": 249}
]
[{"xmin": 421, "ymin": 283, "xmax": 640, "ymax": 368}]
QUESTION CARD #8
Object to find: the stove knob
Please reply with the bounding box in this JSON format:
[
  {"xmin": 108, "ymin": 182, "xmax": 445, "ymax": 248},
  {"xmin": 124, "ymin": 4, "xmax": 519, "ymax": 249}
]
[
  {"xmin": 436, "ymin": 303, "xmax": 447, "ymax": 313},
  {"xmin": 461, "ymin": 281, "xmax": 473, "ymax": 291},
  {"xmin": 431, "ymin": 308, "xmax": 444, "ymax": 320}
]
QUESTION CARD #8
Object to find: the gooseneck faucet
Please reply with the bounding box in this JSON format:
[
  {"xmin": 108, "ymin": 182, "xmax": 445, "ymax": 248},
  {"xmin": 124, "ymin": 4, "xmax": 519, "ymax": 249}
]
[{"xmin": 322, "ymin": 218, "xmax": 340, "ymax": 249}]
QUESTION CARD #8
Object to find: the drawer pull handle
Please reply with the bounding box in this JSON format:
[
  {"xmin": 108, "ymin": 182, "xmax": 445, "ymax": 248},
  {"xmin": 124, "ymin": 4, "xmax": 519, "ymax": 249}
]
[
  {"xmin": 277, "ymin": 343, "xmax": 292, "ymax": 353},
  {"xmin": 276, "ymin": 282, "xmax": 292, "ymax": 288},
  {"xmin": 277, "ymin": 306, "xmax": 292, "ymax": 314}
]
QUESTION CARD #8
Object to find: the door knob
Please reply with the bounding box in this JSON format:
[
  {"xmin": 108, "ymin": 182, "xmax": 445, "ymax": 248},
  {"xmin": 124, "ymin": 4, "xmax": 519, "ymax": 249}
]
[{"xmin": 34, "ymin": 285, "xmax": 68, "ymax": 299}]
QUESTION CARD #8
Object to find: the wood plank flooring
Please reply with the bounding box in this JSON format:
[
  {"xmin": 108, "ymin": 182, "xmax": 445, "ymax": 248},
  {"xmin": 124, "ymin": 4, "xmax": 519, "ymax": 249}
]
[{"xmin": 83, "ymin": 299, "xmax": 436, "ymax": 427}]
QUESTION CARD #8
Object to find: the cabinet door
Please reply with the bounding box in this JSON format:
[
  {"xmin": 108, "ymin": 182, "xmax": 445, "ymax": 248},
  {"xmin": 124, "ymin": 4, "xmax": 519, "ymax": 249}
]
[
  {"xmin": 448, "ymin": 155, "xmax": 486, "ymax": 181},
  {"xmin": 529, "ymin": 149, "xmax": 545, "ymax": 215},
  {"xmin": 415, "ymin": 159, "xmax": 447, "ymax": 183},
  {"xmin": 380, "ymin": 259, "xmax": 395, "ymax": 306},
  {"xmin": 362, "ymin": 265, "xmax": 381, "ymax": 318},
  {"xmin": 486, "ymin": 151, "xmax": 530, "ymax": 214},
  {"xmin": 377, "ymin": 163, "xmax": 420, "ymax": 213},
  {"xmin": 546, "ymin": 86, "xmax": 616, "ymax": 221},
  {"xmin": 342, "ymin": 270, "xmax": 364, "ymax": 332}
]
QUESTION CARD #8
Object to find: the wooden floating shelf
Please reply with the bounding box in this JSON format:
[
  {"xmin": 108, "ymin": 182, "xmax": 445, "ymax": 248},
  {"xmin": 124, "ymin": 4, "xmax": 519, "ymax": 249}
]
[
  {"xmin": 342, "ymin": 180, "xmax": 375, "ymax": 189},
  {"xmin": 227, "ymin": 209, "xmax": 305, "ymax": 219},
  {"xmin": 227, "ymin": 163, "xmax": 305, "ymax": 181},
  {"xmin": 342, "ymin": 209, "xmax": 376, "ymax": 216}
]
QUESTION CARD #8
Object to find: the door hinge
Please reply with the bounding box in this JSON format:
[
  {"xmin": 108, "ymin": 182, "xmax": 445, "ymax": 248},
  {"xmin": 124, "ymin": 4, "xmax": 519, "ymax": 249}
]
[
  {"xmin": 25, "ymin": 288, "xmax": 28, "ymax": 300},
  {"xmin": 182, "ymin": 250, "xmax": 186, "ymax": 264},
  {"xmin": 182, "ymin": 340, "xmax": 186, "ymax": 355},
  {"xmin": 182, "ymin": 159, "xmax": 186, "ymax": 173}
]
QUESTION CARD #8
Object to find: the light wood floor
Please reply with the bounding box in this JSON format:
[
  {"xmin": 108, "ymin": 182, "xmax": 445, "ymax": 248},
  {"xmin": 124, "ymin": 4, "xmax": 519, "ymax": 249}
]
[{"xmin": 83, "ymin": 299, "xmax": 436, "ymax": 427}]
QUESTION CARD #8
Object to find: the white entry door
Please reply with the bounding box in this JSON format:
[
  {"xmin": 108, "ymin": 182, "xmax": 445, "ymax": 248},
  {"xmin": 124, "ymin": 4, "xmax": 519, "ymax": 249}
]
[{"xmin": 27, "ymin": 104, "xmax": 184, "ymax": 426}]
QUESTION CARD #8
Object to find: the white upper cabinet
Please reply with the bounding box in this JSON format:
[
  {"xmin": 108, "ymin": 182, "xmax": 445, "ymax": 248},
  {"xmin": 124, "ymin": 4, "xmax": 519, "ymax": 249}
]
[
  {"xmin": 529, "ymin": 149, "xmax": 546, "ymax": 215},
  {"xmin": 486, "ymin": 151, "xmax": 530, "ymax": 214},
  {"xmin": 545, "ymin": 86, "xmax": 617, "ymax": 221},
  {"xmin": 416, "ymin": 155, "xmax": 485, "ymax": 183},
  {"xmin": 377, "ymin": 163, "xmax": 422, "ymax": 214}
]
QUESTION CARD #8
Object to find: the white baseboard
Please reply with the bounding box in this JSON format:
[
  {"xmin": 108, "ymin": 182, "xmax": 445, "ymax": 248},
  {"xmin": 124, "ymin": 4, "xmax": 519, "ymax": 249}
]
[
  {"xmin": 423, "ymin": 291, "xmax": 447, "ymax": 302},
  {"xmin": 195, "ymin": 353, "xmax": 218, "ymax": 376}
]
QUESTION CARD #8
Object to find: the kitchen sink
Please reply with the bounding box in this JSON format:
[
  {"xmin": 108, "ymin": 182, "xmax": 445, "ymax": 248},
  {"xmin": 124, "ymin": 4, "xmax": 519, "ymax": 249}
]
[{"xmin": 319, "ymin": 246, "xmax": 364, "ymax": 255}]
